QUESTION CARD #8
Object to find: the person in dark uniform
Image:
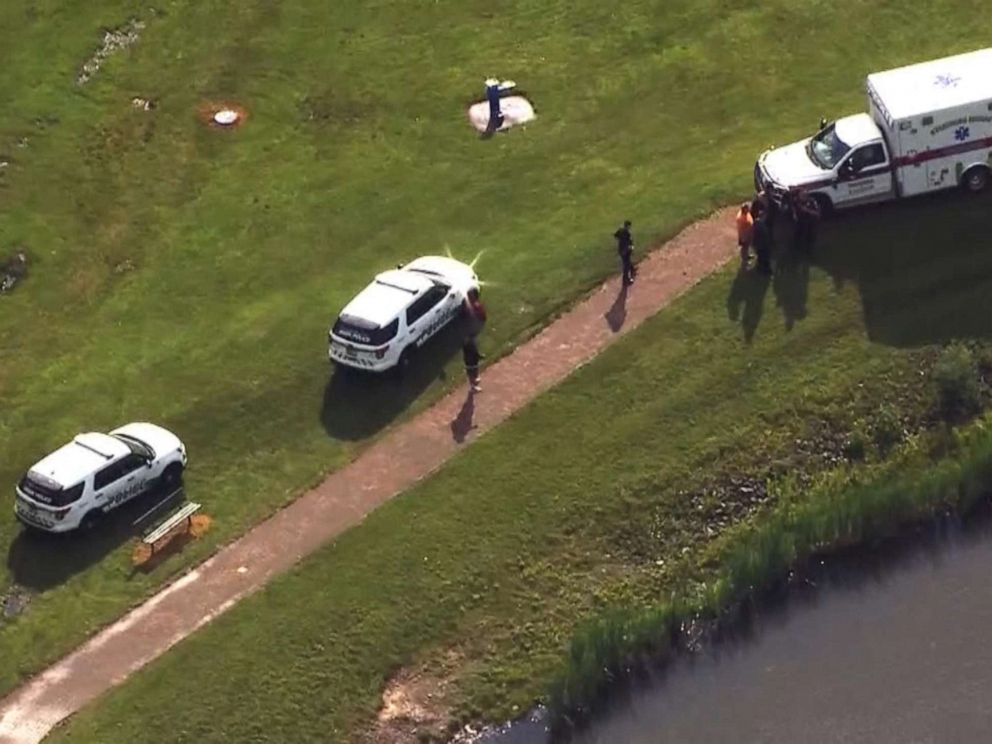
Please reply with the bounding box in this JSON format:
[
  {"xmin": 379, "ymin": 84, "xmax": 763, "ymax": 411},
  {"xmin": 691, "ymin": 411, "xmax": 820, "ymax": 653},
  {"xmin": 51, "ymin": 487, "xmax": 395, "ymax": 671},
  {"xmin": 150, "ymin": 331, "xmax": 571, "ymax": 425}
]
[
  {"xmin": 763, "ymin": 188, "xmax": 780, "ymax": 236},
  {"xmin": 614, "ymin": 220, "xmax": 636, "ymax": 286},
  {"xmin": 792, "ymin": 190, "xmax": 822, "ymax": 252},
  {"xmin": 752, "ymin": 214, "xmax": 773, "ymax": 275},
  {"xmin": 485, "ymin": 79, "xmax": 504, "ymax": 132}
]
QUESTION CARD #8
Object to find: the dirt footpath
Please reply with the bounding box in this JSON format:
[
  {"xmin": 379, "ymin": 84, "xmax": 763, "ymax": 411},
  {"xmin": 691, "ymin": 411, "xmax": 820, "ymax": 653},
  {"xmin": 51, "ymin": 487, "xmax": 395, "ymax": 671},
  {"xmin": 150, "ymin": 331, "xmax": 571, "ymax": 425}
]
[{"xmin": 0, "ymin": 209, "xmax": 736, "ymax": 744}]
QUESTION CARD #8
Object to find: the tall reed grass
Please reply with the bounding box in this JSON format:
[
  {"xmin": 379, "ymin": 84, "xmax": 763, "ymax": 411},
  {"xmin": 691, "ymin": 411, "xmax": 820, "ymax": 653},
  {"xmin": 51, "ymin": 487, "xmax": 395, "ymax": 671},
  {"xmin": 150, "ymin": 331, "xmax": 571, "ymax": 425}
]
[{"xmin": 548, "ymin": 417, "xmax": 992, "ymax": 722}]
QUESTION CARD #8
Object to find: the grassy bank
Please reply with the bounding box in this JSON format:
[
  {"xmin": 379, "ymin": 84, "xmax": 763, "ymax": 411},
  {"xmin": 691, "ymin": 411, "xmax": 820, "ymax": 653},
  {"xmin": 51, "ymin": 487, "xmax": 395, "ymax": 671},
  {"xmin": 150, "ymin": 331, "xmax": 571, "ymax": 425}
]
[
  {"xmin": 549, "ymin": 415, "xmax": 992, "ymax": 722},
  {"xmin": 52, "ymin": 191, "xmax": 992, "ymax": 741},
  {"xmin": 5, "ymin": 0, "xmax": 990, "ymax": 698}
]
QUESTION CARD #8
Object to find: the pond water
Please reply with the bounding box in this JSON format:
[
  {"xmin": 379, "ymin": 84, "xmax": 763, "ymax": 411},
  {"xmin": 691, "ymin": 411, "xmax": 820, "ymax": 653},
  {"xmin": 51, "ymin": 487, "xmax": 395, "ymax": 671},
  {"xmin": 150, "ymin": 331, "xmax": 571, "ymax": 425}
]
[{"xmin": 477, "ymin": 513, "xmax": 992, "ymax": 743}]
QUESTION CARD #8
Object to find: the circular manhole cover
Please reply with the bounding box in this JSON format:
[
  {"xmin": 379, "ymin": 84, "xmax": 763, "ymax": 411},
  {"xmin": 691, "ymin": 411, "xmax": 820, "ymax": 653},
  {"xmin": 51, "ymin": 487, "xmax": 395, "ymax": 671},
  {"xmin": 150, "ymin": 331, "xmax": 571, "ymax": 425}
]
[{"xmin": 213, "ymin": 109, "xmax": 240, "ymax": 126}]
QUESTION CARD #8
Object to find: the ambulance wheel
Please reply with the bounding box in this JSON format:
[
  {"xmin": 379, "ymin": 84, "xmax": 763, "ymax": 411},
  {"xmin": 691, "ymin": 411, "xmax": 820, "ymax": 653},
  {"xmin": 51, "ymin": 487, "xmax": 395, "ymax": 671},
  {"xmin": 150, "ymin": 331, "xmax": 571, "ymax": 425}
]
[
  {"xmin": 813, "ymin": 194, "xmax": 834, "ymax": 218},
  {"xmin": 963, "ymin": 167, "xmax": 989, "ymax": 194}
]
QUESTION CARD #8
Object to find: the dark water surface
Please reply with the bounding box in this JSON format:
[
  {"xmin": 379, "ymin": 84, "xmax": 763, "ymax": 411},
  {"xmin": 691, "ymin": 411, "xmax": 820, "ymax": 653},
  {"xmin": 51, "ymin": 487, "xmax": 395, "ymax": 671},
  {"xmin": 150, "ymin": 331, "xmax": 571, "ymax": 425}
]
[{"xmin": 478, "ymin": 515, "xmax": 992, "ymax": 744}]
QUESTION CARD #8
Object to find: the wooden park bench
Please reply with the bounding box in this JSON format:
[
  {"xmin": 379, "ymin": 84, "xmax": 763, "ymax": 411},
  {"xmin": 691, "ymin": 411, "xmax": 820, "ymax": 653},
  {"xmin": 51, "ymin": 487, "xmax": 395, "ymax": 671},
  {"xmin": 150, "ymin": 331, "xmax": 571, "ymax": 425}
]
[{"xmin": 141, "ymin": 501, "xmax": 202, "ymax": 555}]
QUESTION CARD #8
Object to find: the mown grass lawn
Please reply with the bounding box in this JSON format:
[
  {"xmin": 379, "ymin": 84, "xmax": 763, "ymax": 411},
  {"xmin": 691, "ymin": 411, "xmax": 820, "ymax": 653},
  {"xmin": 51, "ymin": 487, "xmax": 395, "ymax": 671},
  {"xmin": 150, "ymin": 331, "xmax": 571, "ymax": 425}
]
[
  {"xmin": 52, "ymin": 191, "xmax": 992, "ymax": 741},
  {"xmin": 0, "ymin": 0, "xmax": 989, "ymax": 705}
]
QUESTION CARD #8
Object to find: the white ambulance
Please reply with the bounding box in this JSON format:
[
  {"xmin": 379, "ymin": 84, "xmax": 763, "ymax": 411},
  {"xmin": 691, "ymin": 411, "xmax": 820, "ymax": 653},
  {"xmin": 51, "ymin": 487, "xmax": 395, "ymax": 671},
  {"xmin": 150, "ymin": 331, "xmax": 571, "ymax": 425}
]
[{"xmin": 755, "ymin": 48, "xmax": 992, "ymax": 212}]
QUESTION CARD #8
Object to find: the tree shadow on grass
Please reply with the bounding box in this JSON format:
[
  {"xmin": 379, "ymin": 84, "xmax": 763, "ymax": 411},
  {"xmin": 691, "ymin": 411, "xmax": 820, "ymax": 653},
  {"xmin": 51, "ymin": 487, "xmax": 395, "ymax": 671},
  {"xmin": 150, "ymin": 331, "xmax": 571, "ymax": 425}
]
[
  {"xmin": 810, "ymin": 191, "xmax": 992, "ymax": 347},
  {"xmin": 7, "ymin": 487, "xmax": 185, "ymax": 592},
  {"xmin": 320, "ymin": 323, "xmax": 465, "ymax": 441}
]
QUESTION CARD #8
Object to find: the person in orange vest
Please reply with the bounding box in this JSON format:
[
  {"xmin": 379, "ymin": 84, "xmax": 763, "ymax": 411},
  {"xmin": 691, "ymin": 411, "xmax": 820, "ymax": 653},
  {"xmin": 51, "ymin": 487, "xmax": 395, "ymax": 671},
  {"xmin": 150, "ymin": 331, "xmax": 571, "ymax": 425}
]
[{"xmin": 735, "ymin": 203, "xmax": 754, "ymax": 267}]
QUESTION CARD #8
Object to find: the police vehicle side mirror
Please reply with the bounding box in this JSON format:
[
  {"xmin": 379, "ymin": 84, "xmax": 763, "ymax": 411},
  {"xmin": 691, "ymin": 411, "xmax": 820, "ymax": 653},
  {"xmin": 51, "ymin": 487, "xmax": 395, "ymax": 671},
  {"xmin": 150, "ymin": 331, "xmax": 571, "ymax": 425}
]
[{"xmin": 819, "ymin": 117, "xmax": 827, "ymax": 131}]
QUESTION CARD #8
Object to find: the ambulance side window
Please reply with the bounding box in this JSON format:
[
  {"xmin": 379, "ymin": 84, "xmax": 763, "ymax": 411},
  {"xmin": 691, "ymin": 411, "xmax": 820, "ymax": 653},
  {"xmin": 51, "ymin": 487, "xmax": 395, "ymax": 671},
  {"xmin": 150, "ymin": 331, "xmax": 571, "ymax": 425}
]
[{"xmin": 851, "ymin": 144, "xmax": 886, "ymax": 171}]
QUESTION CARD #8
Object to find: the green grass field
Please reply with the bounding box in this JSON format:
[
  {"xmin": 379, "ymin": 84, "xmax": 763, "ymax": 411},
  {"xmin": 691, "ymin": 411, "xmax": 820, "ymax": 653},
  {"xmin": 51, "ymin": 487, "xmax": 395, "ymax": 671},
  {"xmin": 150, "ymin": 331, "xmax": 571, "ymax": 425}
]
[
  {"xmin": 53, "ymin": 191, "xmax": 992, "ymax": 741},
  {"xmin": 1, "ymin": 0, "xmax": 990, "ymax": 724}
]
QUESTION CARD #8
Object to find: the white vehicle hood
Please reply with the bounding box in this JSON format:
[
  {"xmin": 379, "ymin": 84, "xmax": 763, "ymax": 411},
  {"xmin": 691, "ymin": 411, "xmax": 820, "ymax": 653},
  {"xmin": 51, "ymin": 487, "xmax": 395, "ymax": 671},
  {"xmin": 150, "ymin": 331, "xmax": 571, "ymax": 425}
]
[
  {"xmin": 112, "ymin": 422, "xmax": 183, "ymax": 458},
  {"xmin": 760, "ymin": 140, "xmax": 830, "ymax": 188}
]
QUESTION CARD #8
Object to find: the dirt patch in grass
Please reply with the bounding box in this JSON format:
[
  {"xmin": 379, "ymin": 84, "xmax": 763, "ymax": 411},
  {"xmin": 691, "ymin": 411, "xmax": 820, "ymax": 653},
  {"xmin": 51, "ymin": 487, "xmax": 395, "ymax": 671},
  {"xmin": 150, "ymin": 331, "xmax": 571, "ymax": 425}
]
[
  {"xmin": 371, "ymin": 652, "xmax": 463, "ymax": 743},
  {"xmin": 0, "ymin": 251, "xmax": 28, "ymax": 295},
  {"xmin": 1, "ymin": 584, "xmax": 32, "ymax": 621},
  {"xmin": 77, "ymin": 19, "xmax": 145, "ymax": 86},
  {"xmin": 196, "ymin": 101, "xmax": 250, "ymax": 129}
]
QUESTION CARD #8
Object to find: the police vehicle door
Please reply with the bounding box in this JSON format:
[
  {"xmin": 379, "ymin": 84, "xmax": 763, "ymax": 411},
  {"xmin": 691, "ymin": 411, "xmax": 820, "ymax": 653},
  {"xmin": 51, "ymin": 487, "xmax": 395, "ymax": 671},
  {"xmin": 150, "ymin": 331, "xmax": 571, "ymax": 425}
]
[
  {"xmin": 407, "ymin": 284, "xmax": 451, "ymax": 346},
  {"xmin": 835, "ymin": 143, "xmax": 894, "ymax": 205},
  {"xmin": 93, "ymin": 454, "xmax": 149, "ymax": 510}
]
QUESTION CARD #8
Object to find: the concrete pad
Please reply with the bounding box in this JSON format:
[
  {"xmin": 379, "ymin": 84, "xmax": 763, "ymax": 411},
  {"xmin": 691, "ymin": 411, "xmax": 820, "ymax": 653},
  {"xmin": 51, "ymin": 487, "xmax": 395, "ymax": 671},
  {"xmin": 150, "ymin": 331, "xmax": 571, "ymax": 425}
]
[{"xmin": 467, "ymin": 96, "xmax": 536, "ymax": 133}]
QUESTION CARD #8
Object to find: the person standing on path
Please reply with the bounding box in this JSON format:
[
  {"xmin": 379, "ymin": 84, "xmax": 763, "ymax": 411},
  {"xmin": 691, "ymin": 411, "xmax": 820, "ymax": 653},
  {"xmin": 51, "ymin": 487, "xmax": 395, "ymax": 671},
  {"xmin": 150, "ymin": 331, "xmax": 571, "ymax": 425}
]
[
  {"xmin": 461, "ymin": 287, "xmax": 487, "ymax": 393},
  {"xmin": 614, "ymin": 220, "xmax": 636, "ymax": 286},
  {"xmin": 735, "ymin": 203, "xmax": 754, "ymax": 267},
  {"xmin": 462, "ymin": 337, "xmax": 483, "ymax": 393},
  {"xmin": 464, "ymin": 287, "xmax": 487, "ymax": 338}
]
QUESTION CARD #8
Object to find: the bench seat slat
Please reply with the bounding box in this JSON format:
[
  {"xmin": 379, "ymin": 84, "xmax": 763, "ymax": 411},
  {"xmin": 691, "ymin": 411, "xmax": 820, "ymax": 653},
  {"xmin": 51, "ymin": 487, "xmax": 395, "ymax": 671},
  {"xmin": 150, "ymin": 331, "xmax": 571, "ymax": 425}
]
[{"xmin": 143, "ymin": 502, "xmax": 201, "ymax": 545}]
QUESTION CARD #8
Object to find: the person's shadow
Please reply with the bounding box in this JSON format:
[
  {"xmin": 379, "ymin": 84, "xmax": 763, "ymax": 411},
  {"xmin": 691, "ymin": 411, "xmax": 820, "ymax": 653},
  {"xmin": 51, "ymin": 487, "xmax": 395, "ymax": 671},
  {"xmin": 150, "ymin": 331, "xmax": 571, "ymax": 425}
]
[
  {"xmin": 727, "ymin": 266, "xmax": 772, "ymax": 343},
  {"xmin": 605, "ymin": 285, "xmax": 628, "ymax": 333},
  {"xmin": 772, "ymin": 247, "xmax": 811, "ymax": 331},
  {"xmin": 450, "ymin": 392, "xmax": 476, "ymax": 443}
]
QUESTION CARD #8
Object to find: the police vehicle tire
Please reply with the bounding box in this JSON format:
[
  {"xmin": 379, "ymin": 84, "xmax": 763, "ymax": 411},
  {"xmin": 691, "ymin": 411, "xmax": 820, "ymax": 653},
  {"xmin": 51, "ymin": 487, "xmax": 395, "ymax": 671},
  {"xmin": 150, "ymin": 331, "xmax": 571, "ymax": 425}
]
[
  {"xmin": 396, "ymin": 345, "xmax": 416, "ymax": 375},
  {"xmin": 813, "ymin": 194, "xmax": 834, "ymax": 218},
  {"xmin": 963, "ymin": 166, "xmax": 989, "ymax": 194},
  {"xmin": 80, "ymin": 510, "xmax": 103, "ymax": 532},
  {"xmin": 160, "ymin": 463, "xmax": 184, "ymax": 492}
]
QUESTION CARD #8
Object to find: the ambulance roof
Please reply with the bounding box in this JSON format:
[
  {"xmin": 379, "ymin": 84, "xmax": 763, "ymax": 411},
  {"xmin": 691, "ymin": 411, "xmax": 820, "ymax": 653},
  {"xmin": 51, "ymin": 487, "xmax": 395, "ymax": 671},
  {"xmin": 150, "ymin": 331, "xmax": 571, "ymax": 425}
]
[{"xmin": 867, "ymin": 48, "xmax": 992, "ymax": 122}]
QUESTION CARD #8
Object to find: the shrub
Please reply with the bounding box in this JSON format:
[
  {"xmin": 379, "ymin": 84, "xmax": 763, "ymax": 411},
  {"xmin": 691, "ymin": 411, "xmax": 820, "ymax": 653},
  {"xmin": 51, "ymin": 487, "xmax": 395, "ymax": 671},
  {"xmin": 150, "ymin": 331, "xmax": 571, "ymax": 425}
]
[
  {"xmin": 872, "ymin": 405, "xmax": 903, "ymax": 456},
  {"xmin": 843, "ymin": 424, "xmax": 868, "ymax": 461},
  {"xmin": 933, "ymin": 343, "xmax": 980, "ymax": 420}
]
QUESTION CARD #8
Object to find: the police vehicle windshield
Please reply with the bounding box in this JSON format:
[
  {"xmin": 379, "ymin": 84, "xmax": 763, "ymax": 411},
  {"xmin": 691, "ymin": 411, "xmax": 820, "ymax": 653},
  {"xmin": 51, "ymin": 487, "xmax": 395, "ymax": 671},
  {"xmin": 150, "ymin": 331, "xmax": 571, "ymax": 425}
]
[{"xmin": 112, "ymin": 433, "xmax": 155, "ymax": 460}]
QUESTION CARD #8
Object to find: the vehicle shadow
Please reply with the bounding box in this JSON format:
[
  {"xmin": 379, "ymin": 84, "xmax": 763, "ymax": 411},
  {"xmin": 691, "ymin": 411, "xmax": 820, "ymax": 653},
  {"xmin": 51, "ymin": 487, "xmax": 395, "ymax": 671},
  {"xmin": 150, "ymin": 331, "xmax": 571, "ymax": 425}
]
[
  {"xmin": 320, "ymin": 322, "xmax": 465, "ymax": 441},
  {"xmin": 6, "ymin": 487, "xmax": 185, "ymax": 592},
  {"xmin": 729, "ymin": 190, "xmax": 992, "ymax": 346},
  {"xmin": 811, "ymin": 190, "xmax": 992, "ymax": 347}
]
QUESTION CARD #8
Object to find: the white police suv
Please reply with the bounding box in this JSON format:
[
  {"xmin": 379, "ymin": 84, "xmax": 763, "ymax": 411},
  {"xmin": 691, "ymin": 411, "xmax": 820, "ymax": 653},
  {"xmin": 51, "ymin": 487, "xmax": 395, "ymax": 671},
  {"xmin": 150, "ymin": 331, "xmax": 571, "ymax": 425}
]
[
  {"xmin": 14, "ymin": 422, "xmax": 187, "ymax": 533},
  {"xmin": 329, "ymin": 256, "xmax": 481, "ymax": 373}
]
